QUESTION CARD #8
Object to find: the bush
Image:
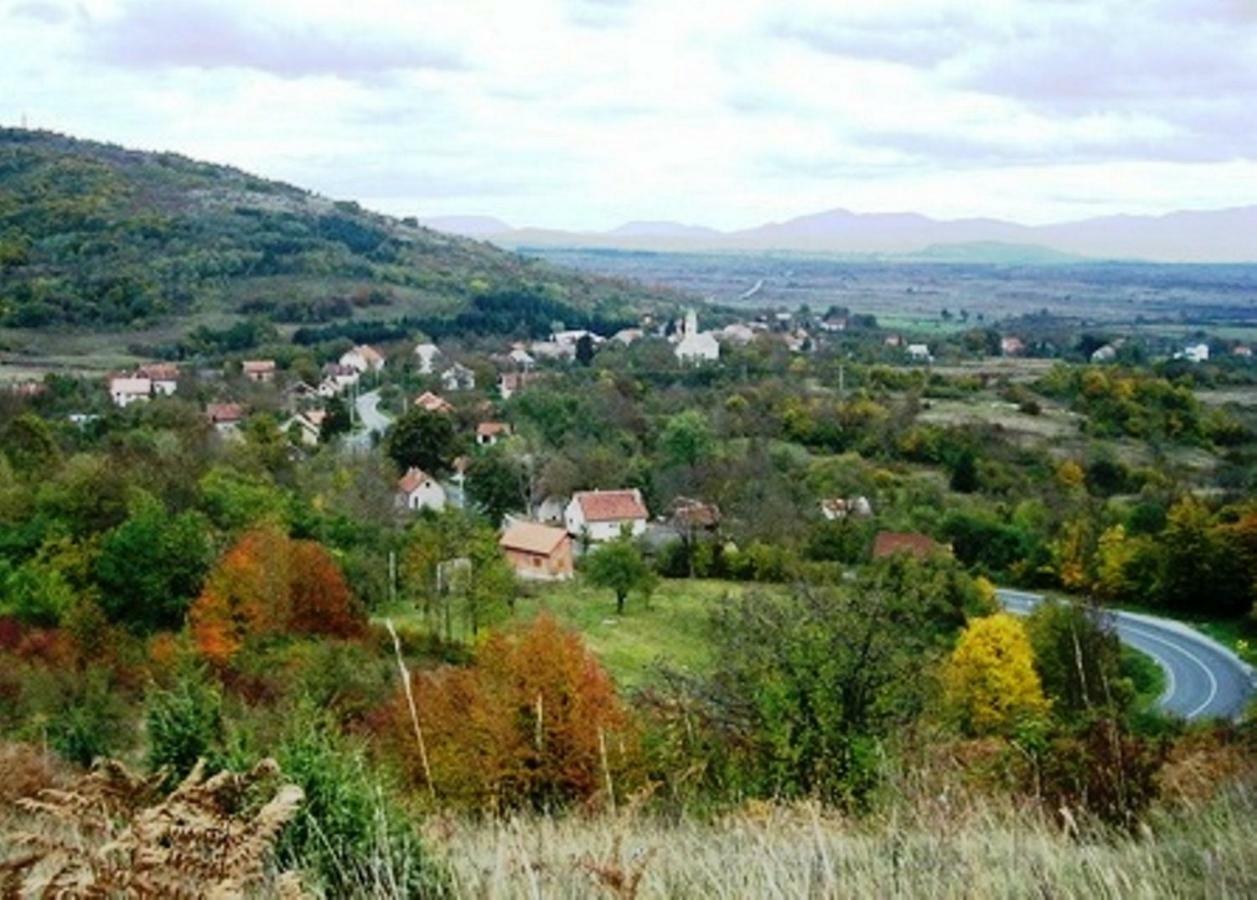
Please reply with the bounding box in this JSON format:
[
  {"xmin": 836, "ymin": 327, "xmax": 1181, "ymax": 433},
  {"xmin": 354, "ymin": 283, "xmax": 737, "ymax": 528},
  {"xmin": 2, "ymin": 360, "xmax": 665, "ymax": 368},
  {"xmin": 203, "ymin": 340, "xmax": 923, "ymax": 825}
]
[
  {"xmin": 276, "ymin": 704, "xmax": 450, "ymax": 896},
  {"xmin": 145, "ymin": 663, "xmax": 224, "ymax": 781},
  {"xmin": 393, "ymin": 614, "xmax": 638, "ymax": 812}
]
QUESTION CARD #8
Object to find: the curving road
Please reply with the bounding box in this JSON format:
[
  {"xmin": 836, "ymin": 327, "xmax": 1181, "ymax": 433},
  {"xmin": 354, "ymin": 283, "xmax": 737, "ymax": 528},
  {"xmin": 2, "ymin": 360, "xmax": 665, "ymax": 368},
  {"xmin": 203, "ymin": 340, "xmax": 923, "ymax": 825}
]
[
  {"xmin": 346, "ymin": 388, "xmax": 393, "ymax": 451},
  {"xmin": 997, "ymin": 589, "xmax": 1255, "ymax": 721}
]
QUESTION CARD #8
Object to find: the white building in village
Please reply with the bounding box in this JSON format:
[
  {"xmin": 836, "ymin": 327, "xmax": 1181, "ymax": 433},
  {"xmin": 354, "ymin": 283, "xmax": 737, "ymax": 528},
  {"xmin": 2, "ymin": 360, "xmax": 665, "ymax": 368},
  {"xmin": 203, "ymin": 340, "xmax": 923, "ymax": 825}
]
[
  {"xmin": 674, "ymin": 311, "xmax": 720, "ymax": 363},
  {"xmin": 564, "ymin": 489, "xmax": 649, "ymax": 542}
]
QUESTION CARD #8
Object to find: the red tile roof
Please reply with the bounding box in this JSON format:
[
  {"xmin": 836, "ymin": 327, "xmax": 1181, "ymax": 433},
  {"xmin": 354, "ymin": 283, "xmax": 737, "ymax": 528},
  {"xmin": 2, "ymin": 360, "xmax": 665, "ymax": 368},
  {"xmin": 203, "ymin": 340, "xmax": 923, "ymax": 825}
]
[
  {"xmin": 137, "ymin": 363, "xmax": 179, "ymax": 380},
  {"xmin": 573, "ymin": 489, "xmax": 648, "ymax": 522},
  {"xmin": 398, "ymin": 467, "xmax": 434, "ymax": 494},
  {"xmin": 206, "ymin": 402, "xmax": 245, "ymax": 423},
  {"xmin": 872, "ymin": 531, "xmax": 942, "ymax": 560},
  {"xmin": 477, "ymin": 421, "xmax": 511, "ymax": 438},
  {"xmin": 242, "ymin": 360, "xmax": 275, "ymax": 373},
  {"xmin": 415, "ymin": 391, "xmax": 454, "ymax": 413}
]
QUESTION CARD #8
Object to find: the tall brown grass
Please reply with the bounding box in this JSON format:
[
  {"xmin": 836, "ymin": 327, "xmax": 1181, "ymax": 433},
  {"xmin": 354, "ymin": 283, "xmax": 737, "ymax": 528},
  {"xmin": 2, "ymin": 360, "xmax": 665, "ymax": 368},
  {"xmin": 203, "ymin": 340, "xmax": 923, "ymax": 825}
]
[{"xmin": 432, "ymin": 781, "xmax": 1257, "ymax": 899}]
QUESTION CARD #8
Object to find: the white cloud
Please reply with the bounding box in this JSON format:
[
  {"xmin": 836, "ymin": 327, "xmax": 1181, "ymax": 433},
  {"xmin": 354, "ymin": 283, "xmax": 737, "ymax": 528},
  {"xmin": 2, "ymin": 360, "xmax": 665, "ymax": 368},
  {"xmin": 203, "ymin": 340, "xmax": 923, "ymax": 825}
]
[{"xmin": 1, "ymin": 0, "xmax": 1254, "ymax": 229}]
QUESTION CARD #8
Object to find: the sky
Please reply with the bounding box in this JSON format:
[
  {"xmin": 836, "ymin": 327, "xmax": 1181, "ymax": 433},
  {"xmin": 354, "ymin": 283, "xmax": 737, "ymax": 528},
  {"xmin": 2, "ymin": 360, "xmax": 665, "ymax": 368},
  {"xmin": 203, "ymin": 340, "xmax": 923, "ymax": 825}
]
[{"xmin": 2, "ymin": 0, "xmax": 1256, "ymax": 230}]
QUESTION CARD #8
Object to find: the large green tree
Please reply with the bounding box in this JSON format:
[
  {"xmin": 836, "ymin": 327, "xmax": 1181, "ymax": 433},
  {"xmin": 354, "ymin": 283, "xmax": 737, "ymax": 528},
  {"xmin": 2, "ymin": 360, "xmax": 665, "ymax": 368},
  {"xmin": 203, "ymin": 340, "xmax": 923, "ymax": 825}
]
[
  {"xmin": 385, "ymin": 408, "xmax": 459, "ymax": 475},
  {"xmin": 584, "ymin": 536, "xmax": 655, "ymax": 615},
  {"xmin": 94, "ymin": 491, "xmax": 213, "ymax": 631}
]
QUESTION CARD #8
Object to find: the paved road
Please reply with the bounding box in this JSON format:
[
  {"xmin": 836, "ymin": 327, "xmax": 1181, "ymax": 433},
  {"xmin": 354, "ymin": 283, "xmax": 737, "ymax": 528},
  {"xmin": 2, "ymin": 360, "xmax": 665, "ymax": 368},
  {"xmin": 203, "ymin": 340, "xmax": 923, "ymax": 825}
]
[
  {"xmin": 997, "ymin": 589, "xmax": 1255, "ymax": 720},
  {"xmin": 347, "ymin": 388, "xmax": 393, "ymax": 450}
]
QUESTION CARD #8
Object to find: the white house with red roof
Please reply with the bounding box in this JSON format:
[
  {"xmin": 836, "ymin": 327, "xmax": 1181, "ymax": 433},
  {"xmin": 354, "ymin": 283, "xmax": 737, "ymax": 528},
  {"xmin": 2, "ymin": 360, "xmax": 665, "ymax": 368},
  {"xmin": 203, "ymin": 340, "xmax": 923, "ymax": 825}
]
[
  {"xmin": 564, "ymin": 489, "xmax": 649, "ymax": 542},
  {"xmin": 476, "ymin": 421, "xmax": 511, "ymax": 446},
  {"xmin": 109, "ymin": 376, "xmax": 151, "ymax": 408},
  {"xmin": 397, "ymin": 467, "xmax": 447, "ymax": 512},
  {"xmin": 136, "ymin": 363, "xmax": 179, "ymax": 395}
]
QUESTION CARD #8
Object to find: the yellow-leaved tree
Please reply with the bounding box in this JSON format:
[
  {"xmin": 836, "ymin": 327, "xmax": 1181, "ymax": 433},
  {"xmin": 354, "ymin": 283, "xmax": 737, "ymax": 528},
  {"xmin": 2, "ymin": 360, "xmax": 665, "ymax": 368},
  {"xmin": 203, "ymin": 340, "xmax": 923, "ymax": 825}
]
[{"xmin": 943, "ymin": 612, "xmax": 1050, "ymax": 735}]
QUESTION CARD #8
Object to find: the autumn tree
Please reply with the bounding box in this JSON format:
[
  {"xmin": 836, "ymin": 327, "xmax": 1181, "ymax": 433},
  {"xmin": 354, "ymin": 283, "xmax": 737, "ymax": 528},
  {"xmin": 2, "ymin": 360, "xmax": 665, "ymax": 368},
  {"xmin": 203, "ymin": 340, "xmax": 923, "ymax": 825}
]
[
  {"xmin": 942, "ymin": 613, "xmax": 1050, "ymax": 736},
  {"xmin": 396, "ymin": 614, "xmax": 636, "ymax": 810},
  {"xmin": 190, "ymin": 525, "xmax": 365, "ymax": 663}
]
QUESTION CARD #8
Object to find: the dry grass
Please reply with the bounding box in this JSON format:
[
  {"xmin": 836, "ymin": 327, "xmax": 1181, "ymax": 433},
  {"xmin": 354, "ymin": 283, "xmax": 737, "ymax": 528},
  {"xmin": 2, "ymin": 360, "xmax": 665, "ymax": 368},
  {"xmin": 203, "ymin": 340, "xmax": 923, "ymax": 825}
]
[
  {"xmin": 1, "ymin": 756, "xmax": 306, "ymax": 898},
  {"xmin": 432, "ymin": 786, "xmax": 1257, "ymax": 899}
]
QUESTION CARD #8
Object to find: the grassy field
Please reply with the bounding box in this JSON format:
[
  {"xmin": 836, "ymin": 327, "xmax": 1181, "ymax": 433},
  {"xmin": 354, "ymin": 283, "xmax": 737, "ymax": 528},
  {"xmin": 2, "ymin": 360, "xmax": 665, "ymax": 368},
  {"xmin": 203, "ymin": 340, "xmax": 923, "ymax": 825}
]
[{"xmin": 509, "ymin": 578, "xmax": 761, "ymax": 689}]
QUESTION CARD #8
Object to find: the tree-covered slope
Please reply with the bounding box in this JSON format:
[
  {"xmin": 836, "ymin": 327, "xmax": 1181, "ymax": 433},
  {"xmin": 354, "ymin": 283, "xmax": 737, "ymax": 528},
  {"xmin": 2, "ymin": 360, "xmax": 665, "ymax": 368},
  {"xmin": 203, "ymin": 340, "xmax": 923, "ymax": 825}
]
[{"xmin": 0, "ymin": 128, "xmax": 668, "ymax": 331}]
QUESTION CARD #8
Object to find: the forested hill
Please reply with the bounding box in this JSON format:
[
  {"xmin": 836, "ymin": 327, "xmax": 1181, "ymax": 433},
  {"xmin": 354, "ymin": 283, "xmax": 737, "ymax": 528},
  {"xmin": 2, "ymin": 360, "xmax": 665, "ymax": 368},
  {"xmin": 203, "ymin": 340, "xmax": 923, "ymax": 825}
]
[{"xmin": 0, "ymin": 128, "xmax": 670, "ymax": 333}]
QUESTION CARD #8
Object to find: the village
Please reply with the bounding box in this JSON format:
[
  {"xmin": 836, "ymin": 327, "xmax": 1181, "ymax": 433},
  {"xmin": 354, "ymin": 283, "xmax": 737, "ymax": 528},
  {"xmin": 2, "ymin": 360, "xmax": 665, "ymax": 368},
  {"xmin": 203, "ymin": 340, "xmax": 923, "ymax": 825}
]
[{"xmin": 80, "ymin": 301, "xmax": 1254, "ymax": 592}]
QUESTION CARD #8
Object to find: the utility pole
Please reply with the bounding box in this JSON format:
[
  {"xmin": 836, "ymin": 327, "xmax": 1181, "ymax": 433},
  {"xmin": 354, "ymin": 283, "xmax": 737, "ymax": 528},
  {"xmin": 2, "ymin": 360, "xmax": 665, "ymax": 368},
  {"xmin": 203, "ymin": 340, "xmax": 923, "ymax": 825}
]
[{"xmin": 388, "ymin": 550, "xmax": 397, "ymax": 606}]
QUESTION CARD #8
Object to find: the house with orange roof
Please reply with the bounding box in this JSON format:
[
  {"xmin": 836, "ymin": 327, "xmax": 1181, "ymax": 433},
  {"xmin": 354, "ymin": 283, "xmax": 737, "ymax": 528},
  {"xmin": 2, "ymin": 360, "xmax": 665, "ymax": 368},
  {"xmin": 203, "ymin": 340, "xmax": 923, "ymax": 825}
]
[
  {"xmin": 414, "ymin": 391, "xmax": 454, "ymax": 414},
  {"xmin": 564, "ymin": 489, "xmax": 649, "ymax": 542},
  {"xmin": 397, "ymin": 467, "xmax": 447, "ymax": 512},
  {"xmin": 499, "ymin": 520, "xmax": 574, "ymax": 581}
]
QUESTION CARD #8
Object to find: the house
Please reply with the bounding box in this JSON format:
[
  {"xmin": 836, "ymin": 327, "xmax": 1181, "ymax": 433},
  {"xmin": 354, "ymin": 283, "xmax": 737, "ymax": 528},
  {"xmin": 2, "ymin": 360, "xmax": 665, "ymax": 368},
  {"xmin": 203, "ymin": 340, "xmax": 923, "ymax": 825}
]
[
  {"xmin": 871, "ymin": 531, "xmax": 945, "ymax": 560},
  {"xmin": 397, "ymin": 467, "xmax": 447, "ymax": 512},
  {"xmin": 564, "ymin": 489, "xmax": 649, "ymax": 542},
  {"xmin": 884, "ymin": 334, "xmax": 903, "ymax": 348},
  {"xmin": 415, "ymin": 391, "xmax": 454, "ymax": 414},
  {"xmin": 1090, "ymin": 344, "xmax": 1118, "ymax": 363},
  {"xmin": 340, "ymin": 344, "xmax": 386, "ymax": 374},
  {"xmin": 819, "ymin": 314, "xmax": 848, "ymax": 333},
  {"xmin": 785, "ymin": 329, "xmax": 812, "ymax": 353},
  {"xmin": 498, "ymin": 371, "xmax": 541, "ymax": 400},
  {"xmin": 414, "ymin": 342, "xmax": 442, "ymax": 375},
  {"xmin": 441, "ymin": 363, "xmax": 476, "ymax": 392},
  {"xmin": 1234, "ymin": 345, "xmax": 1253, "ymax": 358},
  {"xmin": 242, "ymin": 360, "xmax": 276, "ymax": 383},
  {"xmin": 507, "ymin": 347, "xmax": 535, "ymax": 369},
  {"xmin": 109, "ymin": 376, "xmax": 151, "ymax": 408},
  {"xmin": 206, "ymin": 402, "xmax": 246, "ymax": 437},
  {"xmin": 476, "ymin": 421, "xmax": 511, "ymax": 446},
  {"xmin": 284, "ymin": 409, "xmax": 326, "ymax": 446},
  {"xmin": 1181, "ymin": 342, "xmax": 1210, "ymax": 364},
  {"xmin": 719, "ymin": 323, "xmax": 756, "ymax": 345},
  {"xmin": 533, "ymin": 494, "xmax": 567, "ymax": 524},
  {"xmin": 670, "ymin": 497, "xmax": 721, "ymax": 531},
  {"xmin": 529, "ymin": 341, "xmax": 573, "ymax": 362},
  {"xmin": 284, "ymin": 381, "xmax": 320, "ymax": 406},
  {"xmin": 611, "ymin": 328, "xmax": 644, "ymax": 346},
  {"xmin": 321, "ymin": 363, "xmax": 360, "ymax": 395},
  {"xmin": 499, "ymin": 520, "xmax": 574, "ymax": 581},
  {"xmin": 820, "ymin": 496, "xmax": 873, "ymax": 521},
  {"xmin": 1000, "ymin": 336, "xmax": 1026, "ymax": 357},
  {"xmin": 136, "ymin": 363, "xmax": 179, "ymax": 395},
  {"xmin": 553, "ymin": 329, "xmax": 603, "ymax": 347},
  {"xmin": 906, "ymin": 343, "xmax": 932, "ymax": 362},
  {"xmin": 674, "ymin": 311, "xmax": 721, "ymax": 363}
]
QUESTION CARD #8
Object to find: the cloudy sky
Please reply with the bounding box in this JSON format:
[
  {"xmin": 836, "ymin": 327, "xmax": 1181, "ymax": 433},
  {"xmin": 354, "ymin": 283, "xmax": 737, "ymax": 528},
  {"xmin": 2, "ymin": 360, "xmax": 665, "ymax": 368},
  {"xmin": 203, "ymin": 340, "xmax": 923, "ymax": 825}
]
[{"xmin": 2, "ymin": 0, "xmax": 1255, "ymax": 229}]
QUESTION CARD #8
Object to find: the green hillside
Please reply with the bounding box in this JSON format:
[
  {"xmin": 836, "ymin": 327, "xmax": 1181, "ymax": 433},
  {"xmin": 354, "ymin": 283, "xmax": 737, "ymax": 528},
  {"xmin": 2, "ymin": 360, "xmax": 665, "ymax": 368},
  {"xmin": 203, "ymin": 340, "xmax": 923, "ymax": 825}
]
[{"xmin": 0, "ymin": 129, "xmax": 669, "ymax": 340}]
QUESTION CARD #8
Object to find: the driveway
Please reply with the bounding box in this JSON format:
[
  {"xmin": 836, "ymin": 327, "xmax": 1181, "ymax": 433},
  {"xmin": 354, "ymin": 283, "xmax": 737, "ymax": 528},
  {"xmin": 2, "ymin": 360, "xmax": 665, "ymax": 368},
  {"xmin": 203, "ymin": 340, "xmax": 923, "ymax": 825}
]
[{"xmin": 997, "ymin": 588, "xmax": 1255, "ymax": 721}]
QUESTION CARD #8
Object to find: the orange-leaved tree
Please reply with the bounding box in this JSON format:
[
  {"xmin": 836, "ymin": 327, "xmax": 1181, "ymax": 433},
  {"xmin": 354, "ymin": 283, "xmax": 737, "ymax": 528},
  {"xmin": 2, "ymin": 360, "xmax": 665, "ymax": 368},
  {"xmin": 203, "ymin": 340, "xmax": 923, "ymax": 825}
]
[
  {"xmin": 390, "ymin": 614, "xmax": 637, "ymax": 811},
  {"xmin": 190, "ymin": 524, "xmax": 365, "ymax": 663}
]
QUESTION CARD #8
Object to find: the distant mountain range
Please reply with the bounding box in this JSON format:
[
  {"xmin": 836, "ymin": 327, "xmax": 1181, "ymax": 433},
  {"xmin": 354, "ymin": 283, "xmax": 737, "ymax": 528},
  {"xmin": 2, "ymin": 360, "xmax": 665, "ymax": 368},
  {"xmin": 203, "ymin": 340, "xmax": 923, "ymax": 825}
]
[{"xmin": 423, "ymin": 206, "xmax": 1257, "ymax": 263}]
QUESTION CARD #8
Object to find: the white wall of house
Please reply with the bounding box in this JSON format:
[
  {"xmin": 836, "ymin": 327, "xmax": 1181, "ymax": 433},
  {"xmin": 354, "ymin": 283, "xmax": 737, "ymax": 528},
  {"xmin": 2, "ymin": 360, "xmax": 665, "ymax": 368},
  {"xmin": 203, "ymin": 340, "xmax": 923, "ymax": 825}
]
[
  {"xmin": 403, "ymin": 479, "xmax": 447, "ymax": 512},
  {"xmin": 563, "ymin": 500, "xmax": 646, "ymax": 541}
]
